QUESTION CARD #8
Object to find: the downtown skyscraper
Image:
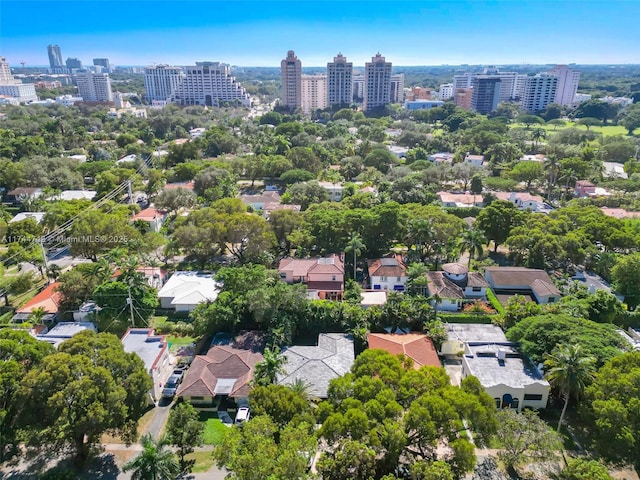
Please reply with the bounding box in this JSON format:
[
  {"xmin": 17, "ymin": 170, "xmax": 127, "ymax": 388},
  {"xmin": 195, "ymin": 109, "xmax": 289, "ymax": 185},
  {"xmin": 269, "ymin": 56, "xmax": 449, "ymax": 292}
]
[
  {"xmin": 326, "ymin": 53, "xmax": 352, "ymax": 109},
  {"xmin": 280, "ymin": 50, "xmax": 302, "ymax": 110},
  {"xmin": 363, "ymin": 53, "xmax": 392, "ymax": 111},
  {"xmin": 47, "ymin": 45, "xmax": 63, "ymax": 69}
]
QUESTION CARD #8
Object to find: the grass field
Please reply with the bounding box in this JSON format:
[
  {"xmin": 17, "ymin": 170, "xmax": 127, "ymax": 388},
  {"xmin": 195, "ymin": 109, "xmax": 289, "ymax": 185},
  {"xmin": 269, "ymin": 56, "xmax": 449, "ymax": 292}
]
[
  {"xmin": 168, "ymin": 335, "xmax": 196, "ymax": 351},
  {"xmin": 185, "ymin": 451, "xmax": 217, "ymax": 472},
  {"xmin": 510, "ymin": 121, "xmax": 639, "ymax": 136},
  {"xmin": 199, "ymin": 412, "xmax": 229, "ymax": 445}
]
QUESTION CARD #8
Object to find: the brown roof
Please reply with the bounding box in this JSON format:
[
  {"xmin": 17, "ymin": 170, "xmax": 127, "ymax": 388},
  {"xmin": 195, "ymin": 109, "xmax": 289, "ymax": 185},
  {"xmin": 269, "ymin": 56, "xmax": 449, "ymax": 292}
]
[
  {"xmin": 367, "ymin": 255, "xmax": 407, "ymax": 277},
  {"xmin": 279, "ymin": 254, "xmax": 344, "ymax": 277},
  {"xmin": 177, "ymin": 331, "xmax": 264, "ymax": 399},
  {"xmin": 484, "ymin": 267, "xmax": 559, "ymax": 296},
  {"xmin": 600, "ymin": 207, "xmax": 640, "ymax": 219},
  {"xmin": 264, "ymin": 203, "xmax": 301, "ymax": 213},
  {"xmin": 308, "ymin": 254, "xmax": 344, "ymax": 274},
  {"xmin": 163, "ymin": 182, "xmax": 194, "ymax": 191},
  {"xmin": 467, "ymin": 272, "xmax": 489, "ymax": 288},
  {"xmin": 240, "ymin": 191, "xmax": 281, "ymax": 205},
  {"xmin": 368, "ymin": 333, "xmax": 440, "ymax": 368},
  {"xmin": 426, "ymin": 272, "xmax": 464, "ymax": 299},
  {"xmin": 442, "ymin": 263, "xmax": 468, "ymax": 275},
  {"xmin": 6, "ymin": 187, "xmax": 41, "ymax": 196},
  {"xmin": 307, "ymin": 281, "xmax": 344, "ymax": 292},
  {"xmin": 17, "ymin": 283, "xmax": 62, "ymax": 314},
  {"xmin": 575, "ymin": 180, "xmax": 595, "ymax": 187}
]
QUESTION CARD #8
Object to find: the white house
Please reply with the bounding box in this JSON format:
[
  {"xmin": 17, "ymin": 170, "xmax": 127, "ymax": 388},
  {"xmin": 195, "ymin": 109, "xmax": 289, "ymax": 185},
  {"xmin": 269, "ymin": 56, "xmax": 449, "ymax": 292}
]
[
  {"xmin": 425, "ymin": 263, "xmax": 489, "ymax": 311},
  {"xmin": 131, "ymin": 207, "xmax": 167, "ymax": 233},
  {"xmin": 157, "ymin": 271, "xmax": 221, "ymax": 312},
  {"xmin": 367, "ymin": 255, "xmax": 407, "ymax": 291},
  {"xmin": 464, "ymin": 153, "xmax": 485, "ymax": 166},
  {"xmin": 317, "ymin": 182, "xmax": 344, "ymax": 202},
  {"xmin": 388, "ymin": 145, "xmax": 409, "ymax": 159},
  {"xmin": 437, "ymin": 192, "xmax": 484, "ymax": 208},
  {"xmin": 9, "ymin": 212, "xmax": 46, "ymax": 224}
]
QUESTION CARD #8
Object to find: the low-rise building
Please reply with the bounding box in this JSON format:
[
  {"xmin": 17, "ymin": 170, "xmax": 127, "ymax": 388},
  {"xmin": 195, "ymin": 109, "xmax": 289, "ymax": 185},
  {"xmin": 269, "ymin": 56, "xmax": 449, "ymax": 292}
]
[
  {"xmin": 9, "ymin": 212, "xmax": 46, "ymax": 224},
  {"xmin": 574, "ymin": 180, "xmax": 596, "ymax": 197},
  {"xmin": 428, "ymin": 152, "xmax": 455, "ymax": 164},
  {"xmin": 36, "ymin": 322, "xmax": 97, "ymax": 349},
  {"xmin": 240, "ymin": 191, "xmax": 282, "ymax": 211},
  {"xmin": 484, "ymin": 266, "xmax": 560, "ymax": 304},
  {"xmin": 278, "ymin": 254, "xmax": 344, "ymax": 300},
  {"xmin": 157, "ymin": 271, "xmax": 221, "ymax": 312},
  {"xmin": 387, "ymin": 145, "xmax": 409, "ymax": 159},
  {"xmin": 464, "ymin": 153, "xmax": 485, "ymax": 167},
  {"xmin": 277, "ymin": 333, "xmax": 354, "ymax": 398},
  {"xmin": 317, "ymin": 182, "xmax": 344, "ymax": 201},
  {"xmin": 4, "ymin": 187, "xmax": 42, "ymax": 204},
  {"xmin": 177, "ymin": 331, "xmax": 265, "ymax": 407},
  {"xmin": 367, "ymin": 255, "xmax": 407, "ymax": 291},
  {"xmin": 368, "ymin": 332, "xmax": 440, "ymax": 369},
  {"xmin": 404, "ymin": 100, "xmax": 444, "ymax": 110},
  {"xmin": 121, "ymin": 328, "xmax": 172, "ymax": 402},
  {"xmin": 437, "ymin": 192, "xmax": 484, "ymax": 208},
  {"xmin": 131, "ymin": 207, "xmax": 167, "ymax": 233},
  {"xmin": 360, "ymin": 291, "xmax": 388, "ymax": 308},
  {"xmin": 13, "ymin": 282, "xmax": 61, "ymax": 323},
  {"xmin": 493, "ymin": 191, "xmax": 551, "ymax": 213},
  {"xmin": 425, "ymin": 263, "xmax": 489, "ymax": 311}
]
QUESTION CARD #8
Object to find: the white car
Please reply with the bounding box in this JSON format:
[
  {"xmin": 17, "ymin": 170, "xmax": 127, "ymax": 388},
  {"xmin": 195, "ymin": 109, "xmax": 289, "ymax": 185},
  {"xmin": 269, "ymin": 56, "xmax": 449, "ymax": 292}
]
[{"xmin": 235, "ymin": 406, "xmax": 250, "ymax": 425}]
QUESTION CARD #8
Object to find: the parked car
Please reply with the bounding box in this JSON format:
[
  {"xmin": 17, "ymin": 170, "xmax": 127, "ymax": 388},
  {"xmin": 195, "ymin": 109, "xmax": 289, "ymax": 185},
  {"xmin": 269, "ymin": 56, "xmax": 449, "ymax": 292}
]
[
  {"xmin": 161, "ymin": 373, "xmax": 183, "ymax": 399},
  {"xmin": 235, "ymin": 406, "xmax": 250, "ymax": 425}
]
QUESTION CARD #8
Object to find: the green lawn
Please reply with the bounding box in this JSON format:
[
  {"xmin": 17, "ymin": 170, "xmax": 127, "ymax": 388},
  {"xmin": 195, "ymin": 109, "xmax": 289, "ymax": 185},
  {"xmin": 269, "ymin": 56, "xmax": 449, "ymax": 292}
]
[
  {"xmin": 199, "ymin": 412, "xmax": 229, "ymax": 445},
  {"xmin": 510, "ymin": 121, "xmax": 639, "ymax": 136},
  {"xmin": 168, "ymin": 335, "xmax": 196, "ymax": 351},
  {"xmin": 185, "ymin": 451, "xmax": 216, "ymax": 473}
]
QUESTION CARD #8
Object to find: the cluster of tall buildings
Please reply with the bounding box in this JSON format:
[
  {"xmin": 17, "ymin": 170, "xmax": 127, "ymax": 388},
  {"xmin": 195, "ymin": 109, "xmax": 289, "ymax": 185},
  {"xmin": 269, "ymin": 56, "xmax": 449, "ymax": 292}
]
[
  {"xmin": 144, "ymin": 62, "xmax": 251, "ymax": 107},
  {"xmin": 281, "ymin": 51, "xmax": 405, "ymax": 114},
  {"xmin": 47, "ymin": 45, "xmax": 112, "ymax": 73},
  {"xmin": 440, "ymin": 65, "xmax": 580, "ymax": 114}
]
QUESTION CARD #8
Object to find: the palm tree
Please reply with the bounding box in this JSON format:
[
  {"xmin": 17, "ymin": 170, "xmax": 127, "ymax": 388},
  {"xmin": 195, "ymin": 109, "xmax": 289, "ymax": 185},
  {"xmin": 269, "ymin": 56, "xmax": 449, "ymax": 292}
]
[
  {"xmin": 543, "ymin": 156, "xmax": 561, "ymax": 202},
  {"xmin": 253, "ymin": 346, "xmax": 287, "ymax": 387},
  {"xmin": 288, "ymin": 378, "xmax": 319, "ymax": 406},
  {"xmin": 122, "ymin": 434, "xmax": 180, "ymax": 480},
  {"xmin": 406, "ymin": 262, "xmax": 429, "ymax": 295},
  {"xmin": 28, "ymin": 306, "xmax": 47, "ymax": 325},
  {"xmin": 345, "ymin": 233, "xmax": 365, "ymax": 280},
  {"xmin": 544, "ymin": 344, "xmax": 595, "ymax": 432},
  {"xmin": 459, "ymin": 228, "xmax": 487, "ymax": 268},
  {"xmin": 531, "ymin": 128, "xmax": 547, "ymax": 153}
]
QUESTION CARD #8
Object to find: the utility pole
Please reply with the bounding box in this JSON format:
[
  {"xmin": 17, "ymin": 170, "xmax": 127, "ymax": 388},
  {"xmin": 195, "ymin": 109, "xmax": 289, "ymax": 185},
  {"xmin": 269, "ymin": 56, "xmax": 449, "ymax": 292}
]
[
  {"xmin": 127, "ymin": 180, "xmax": 134, "ymax": 205},
  {"xmin": 127, "ymin": 285, "xmax": 135, "ymax": 327},
  {"xmin": 40, "ymin": 240, "xmax": 49, "ymax": 284}
]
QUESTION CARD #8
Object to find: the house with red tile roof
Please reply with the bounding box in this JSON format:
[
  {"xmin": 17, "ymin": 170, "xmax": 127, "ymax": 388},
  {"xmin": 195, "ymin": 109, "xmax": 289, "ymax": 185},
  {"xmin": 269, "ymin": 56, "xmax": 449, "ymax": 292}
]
[
  {"xmin": 177, "ymin": 331, "xmax": 265, "ymax": 407},
  {"xmin": 131, "ymin": 206, "xmax": 167, "ymax": 232},
  {"xmin": 367, "ymin": 255, "xmax": 408, "ymax": 291},
  {"xmin": 368, "ymin": 333, "xmax": 440, "ymax": 369},
  {"xmin": 278, "ymin": 254, "xmax": 345, "ymax": 300},
  {"xmin": 13, "ymin": 282, "xmax": 62, "ymax": 322}
]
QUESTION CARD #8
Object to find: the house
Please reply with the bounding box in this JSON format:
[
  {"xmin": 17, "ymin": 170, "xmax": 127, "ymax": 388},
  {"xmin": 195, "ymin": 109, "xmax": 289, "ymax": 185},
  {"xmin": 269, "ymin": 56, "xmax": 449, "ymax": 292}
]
[
  {"xmin": 425, "ymin": 263, "xmax": 489, "ymax": 311},
  {"xmin": 121, "ymin": 328, "xmax": 172, "ymax": 401},
  {"xmin": 189, "ymin": 127, "xmax": 206, "ymax": 139},
  {"xmin": 387, "ymin": 145, "xmax": 409, "ymax": 159},
  {"xmin": 442, "ymin": 324, "xmax": 549, "ymax": 410},
  {"xmin": 55, "ymin": 190, "xmax": 97, "ymax": 201},
  {"xmin": 574, "ymin": 180, "xmax": 596, "ymax": 197},
  {"xmin": 131, "ymin": 207, "xmax": 167, "ymax": 233},
  {"xmin": 263, "ymin": 202, "xmax": 301, "ymax": 217},
  {"xmin": 437, "ymin": 192, "xmax": 484, "ymax": 208},
  {"xmin": 9, "ymin": 212, "xmax": 46, "ymax": 224},
  {"xmin": 112, "ymin": 266, "xmax": 169, "ymax": 290},
  {"xmin": 177, "ymin": 331, "xmax": 265, "ymax": 407},
  {"xmin": 493, "ymin": 192, "xmax": 551, "ymax": 213},
  {"xmin": 278, "ymin": 254, "xmax": 344, "ymax": 300},
  {"xmin": 367, "ymin": 255, "xmax": 407, "ymax": 291},
  {"xmin": 239, "ymin": 191, "xmax": 281, "ymax": 211},
  {"xmin": 484, "ymin": 267, "xmax": 560, "ymax": 304},
  {"xmin": 163, "ymin": 181, "xmax": 195, "ymax": 191},
  {"xmin": 36, "ymin": 322, "xmax": 97, "ymax": 349},
  {"xmin": 116, "ymin": 154, "xmax": 137, "ymax": 165},
  {"xmin": 599, "ymin": 207, "xmax": 640, "ymax": 219},
  {"xmin": 462, "ymin": 343, "xmax": 549, "ymax": 410},
  {"xmin": 602, "ymin": 162, "xmax": 627, "ymax": 179},
  {"xmin": 4, "ymin": 187, "xmax": 42, "ymax": 204},
  {"xmin": 519, "ymin": 154, "xmax": 547, "ymax": 163},
  {"xmin": 428, "ymin": 152, "xmax": 455, "ymax": 164},
  {"xmin": 360, "ymin": 291, "xmax": 388, "ymax": 308},
  {"xmin": 13, "ymin": 282, "xmax": 62, "ymax": 323},
  {"xmin": 368, "ymin": 332, "xmax": 440, "ymax": 369},
  {"xmin": 464, "ymin": 153, "xmax": 485, "ymax": 166},
  {"xmin": 277, "ymin": 333, "xmax": 355, "ymax": 398},
  {"xmin": 157, "ymin": 271, "xmax": 221, "ymax": 312},
  {"xmin": 317, "ymin": 182, "xmax": 344, "ymax": 201}
]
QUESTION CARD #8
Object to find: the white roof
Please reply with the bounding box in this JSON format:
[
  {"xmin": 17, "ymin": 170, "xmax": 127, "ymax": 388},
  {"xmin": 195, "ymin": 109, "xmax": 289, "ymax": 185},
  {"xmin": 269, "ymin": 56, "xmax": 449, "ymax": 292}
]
[
  {"xmin": 360, "ymin": 291, "xmax": 388, "ymax": 306},
  {"xmin": 57, "ymin": 190, "xmax": 97, "ymax": 201},
  {"xmin": 158, "ymin": 271, "xmax": 221, "ymax": 307},
  {"xmin": 116, "ymin": 154, "xmax": 137, "ymax": 164},
  {"xmin": 9, "ymin": 212, "xmax": 45, "ymax": 224}
]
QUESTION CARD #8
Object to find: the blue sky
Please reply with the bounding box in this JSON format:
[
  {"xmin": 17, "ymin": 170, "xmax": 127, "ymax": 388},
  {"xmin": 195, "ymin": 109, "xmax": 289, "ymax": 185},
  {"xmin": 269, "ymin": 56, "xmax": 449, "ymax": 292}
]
[{"xmin": 1, "ymin": 0, "xmax": 639, "ymax": 67}]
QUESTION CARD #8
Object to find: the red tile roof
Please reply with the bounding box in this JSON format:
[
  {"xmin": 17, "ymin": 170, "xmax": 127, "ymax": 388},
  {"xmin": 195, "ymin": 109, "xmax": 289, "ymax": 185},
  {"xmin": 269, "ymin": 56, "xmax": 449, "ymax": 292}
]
[
  {"xmin": 368, "ymin": 255, "xmax": 407, "ymax": 277},
  {"xmin": 367, "ymin": 333, "xmax": 440, "ymax": 369},
  {"xmin": 17, "ymin": 282, "xmax": 62, "ymax": 314},
  {"xmin": 132, "ymin": 207, "xmax": 165, "ymax": 221}
]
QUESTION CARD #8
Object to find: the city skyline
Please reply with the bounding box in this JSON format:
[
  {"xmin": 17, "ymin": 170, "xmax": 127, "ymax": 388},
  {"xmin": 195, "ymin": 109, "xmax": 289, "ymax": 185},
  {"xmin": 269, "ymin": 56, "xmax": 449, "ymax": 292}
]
[{"xmin": 1, "ymin": 0, "xmax": 640, "ymax": 67}]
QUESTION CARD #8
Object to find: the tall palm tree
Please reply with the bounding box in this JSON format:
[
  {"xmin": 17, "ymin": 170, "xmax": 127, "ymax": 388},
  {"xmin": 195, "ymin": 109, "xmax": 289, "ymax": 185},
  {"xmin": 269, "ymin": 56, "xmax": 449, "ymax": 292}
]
[
  {"xmin": 544, "ymin": 344, "xmax": 595, "ymax": 432},
  {"xmin": 459, "ymin": 228, "xmax": 487, "ymax": 268},
  {"xmin": 253, "ymin": 346, "xmax": 287, "ymax": 387},
  {"xmin": 406, "ymin": 262, "xmax": 429, "ymax": 295},
  {"xmin": 531, "ymin": 128, "xmax": 547, "ymax": 153},
  {"xmin": 122, "ymin": 434, "xmax": 180, "ymax": 480},
  {"xmin": 345, "ymin": 233, "xmax": 365, "ymax": 280},
  {"xmin": 543, "ymin": 156, "xmax": 561, "ymax": 201}
]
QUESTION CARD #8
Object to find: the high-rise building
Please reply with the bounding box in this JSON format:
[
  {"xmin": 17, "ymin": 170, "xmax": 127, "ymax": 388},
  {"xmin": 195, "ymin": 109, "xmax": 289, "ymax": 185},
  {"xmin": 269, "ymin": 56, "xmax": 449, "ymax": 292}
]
[
  {"xmin": 76, "ymin": 71, "xmax": 113, "ymax": 102},
  {"xmin": 144, "ymin": 64, "xmax": 185, "ymax": 102},
  {"xmin": 66, "ymin": 58, "xmax": 82, "ymax": 70},
  {"xmin": 390, "ymin": 74, "xmax": 405, "ymax": 104},
  {"xmin": 352, "ymin": 74, "xmax": 365, "ymax": 103},
  {"xmin": 47, "ymin": 45, "xmax": 63, "ymax": 69},
  {"xmin": 93, "ymin": 58, "xmax": 111, "ymax": 70},
  {"xmin": 280, "ymin": 50, "xmax": 302, "ymax": 110},
  {"xmin": 171, "ymin": 62, "xmax": 251, "ymax": 106},
  {"xmin": 520, "ymin": 73, "xmax": 558, "ymax": 113},
  {"xmin": 301, "ymin": 74, "xmax": 327, "ymax": 115},
  {"xmin": 364, "ymin": 53, "xmax": 392, "ymax": 111},
  {"xmin": 455, "ymin": 68, "xmax": 525, "ymax": 103},
  {"xmin": 470, "ymin": 76, "xmax": 501, "ymax": 114},
  {"xmin": 547, "ymin": 64, "xmax": 580, "ymax": 106},
  {"xmin": 326, "ymin": 53, "xmax": 352, "ymax": 108},
  {"xmin": 453, "ymin": 73, "xmax": 474, "ymax": 90},
  {"xmin": 0, "ymin": 56, "xmax": 38, "ymax": 103},
  {"xmin": 439, "ymin": 83, "xmax": 454, "ymax": 100}
]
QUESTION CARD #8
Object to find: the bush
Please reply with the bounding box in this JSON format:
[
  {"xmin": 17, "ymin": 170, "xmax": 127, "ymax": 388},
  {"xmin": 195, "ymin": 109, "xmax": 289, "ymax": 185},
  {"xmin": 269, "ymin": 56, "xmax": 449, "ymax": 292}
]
[
  {"xmin": 438, "ymin": 313, "xmax": 497, "ymax": 324},
  {"xmin": 486, "ymin": 289, "xmax": 505, "ymax": 315}
]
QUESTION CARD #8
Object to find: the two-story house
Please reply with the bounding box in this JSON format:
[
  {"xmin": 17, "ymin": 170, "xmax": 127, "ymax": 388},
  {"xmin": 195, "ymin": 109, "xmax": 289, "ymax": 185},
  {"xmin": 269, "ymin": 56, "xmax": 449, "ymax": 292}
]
[
  {"xmin": 278, "ymin": 254, "xmax": 345, "ymax": 300},
  {"xmin": 425, "ymin": 263, "xmax": 489, "ymax": 311},
  {"xmin": 367, "ymin": 255, "xmax": 408, "ymax": 292}
]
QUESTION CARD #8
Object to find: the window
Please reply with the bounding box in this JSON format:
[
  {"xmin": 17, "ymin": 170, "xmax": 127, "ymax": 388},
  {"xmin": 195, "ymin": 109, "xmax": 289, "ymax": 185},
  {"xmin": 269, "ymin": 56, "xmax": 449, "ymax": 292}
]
[
  {"xmin": 511, "ymin": 398, "xmax": 519, "ymax": 409},
  {"xmin": 279, "ymin": 272, "xmax": 287, "ymax": 279},
  {"xmin": 332, "ymin": 275, "xmax": 336, "ymax": 281},
  {"xmin": 523, "ymin": 394, "xmax": 543, "ymax": 401},
  {"xmin": 494, "ymin": 398, "xmax": 501, "ymax": 408},
  {"xmin": 472, "ymin": 286, "xmax": 481, "ymax": 292},
  {"xmin": 548, "ymin": 297, "xmax": 556, "ymax": 303},
  {"xmin": 397, "ymin": 276, "xmax": 402, "ymax": 281},
  {"xmin": 381, "ymin": 276, "xmax": 387, "ymax": 282},
  {"xmin": 190, "ymin": 396, "xmax": 205, "ymax": 401}
]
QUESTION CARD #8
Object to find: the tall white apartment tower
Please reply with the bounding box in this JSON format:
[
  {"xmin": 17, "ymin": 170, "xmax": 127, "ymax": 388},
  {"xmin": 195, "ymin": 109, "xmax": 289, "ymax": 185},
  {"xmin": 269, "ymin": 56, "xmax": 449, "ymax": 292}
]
[
  {"xmin": 547, "ymin": 64, "xmax": 580, "ymax": 106},
  {"xmin": 390, "ymin": 74, "xmax": 405, "ymax": 104},
  {"xmin": 364, "ymin": 53, "xmax": 392, "ymax": 111},
  {"xmin": 171, "ymin": 62, "xmax": 251, "ymax": 106},
  {"xmin": 326, "ymin": 53, "xmax": 353, "ymax": 108},
  {"xmin": 352, "ymin": 74, "xmax": 365, "ymax": 103},
  {"xmin": 439, "ymin": 83, "xmax": 454, "ymax": 100},
  {"xmin": 280, "ymin": 50, "xmax": 302, "ymax": 110},
  {"xmin": 76, "ymin": 71, "xmax": 113, "ymax": 102},
  {"xmin": 0, "ymin": 57, "xmax": 18, "ymax": 84},
  {"xmin": 301, "ymin": 74, "xmax": 327, "ymax": 115},
  {"xmin": 520, "ymin": 73, "xmax": 558, "ymax": 113},
  {"xmin": 144, "ymin": 65, "xmax": 185, "ymax": 102}
]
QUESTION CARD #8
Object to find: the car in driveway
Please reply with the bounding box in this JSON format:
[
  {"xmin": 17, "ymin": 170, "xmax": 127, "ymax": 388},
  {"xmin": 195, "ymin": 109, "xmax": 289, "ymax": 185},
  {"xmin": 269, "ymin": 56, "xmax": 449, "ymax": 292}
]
[
  {"xmin": 161, "ymin": 373, "xmax": 183, "ymax": 399},
  {"xmin": 235, "ymin": 406, "xmax": 250, "ymax": 425}
]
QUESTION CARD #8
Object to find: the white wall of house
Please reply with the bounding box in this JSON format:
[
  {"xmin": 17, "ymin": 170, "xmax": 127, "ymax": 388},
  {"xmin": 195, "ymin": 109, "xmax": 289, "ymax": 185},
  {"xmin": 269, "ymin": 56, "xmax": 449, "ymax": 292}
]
[
  {"xmin": 463, "ymin": 286, "xmax": 487, "ymax": 298},
  {"xmin": 481, "ymin": 382, "xmax": 549, "ymax": 411},
  {"xmin": 532, "ymin": 292, "xmax": 559, "ymax": 304},
  {"xmin": 434, "ymin": 298, "xmax": 460, "ymax": 311},
  {"xmin": 370, "ymin": 275, "xmax": 407, "ymax": 291}
]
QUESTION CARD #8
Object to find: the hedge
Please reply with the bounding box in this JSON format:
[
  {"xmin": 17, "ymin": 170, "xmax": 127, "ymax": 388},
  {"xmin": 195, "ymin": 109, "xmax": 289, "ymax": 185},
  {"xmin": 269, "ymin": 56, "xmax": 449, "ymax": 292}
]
[
  {"xmin": 438, "ymin": 313, "xmax": 499, "ymax": 324},
  {"xmin": 486, "ymin": 289, "xmax": 505, "ymax": 315}
]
